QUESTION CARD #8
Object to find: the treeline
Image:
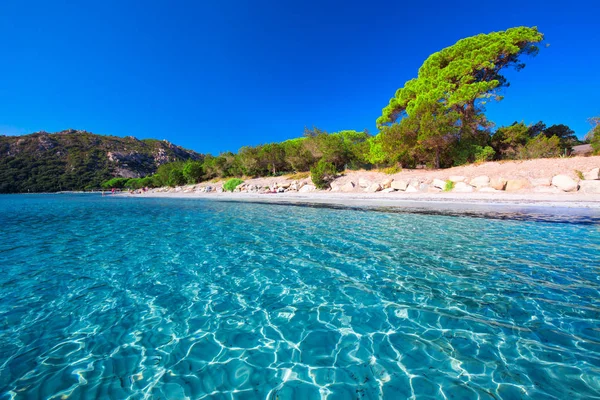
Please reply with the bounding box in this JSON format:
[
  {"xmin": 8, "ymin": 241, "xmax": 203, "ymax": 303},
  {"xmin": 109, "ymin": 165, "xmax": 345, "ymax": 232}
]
[{"xmin": 102, "ymin": 121, "xmax": 587, "ymax": 190}]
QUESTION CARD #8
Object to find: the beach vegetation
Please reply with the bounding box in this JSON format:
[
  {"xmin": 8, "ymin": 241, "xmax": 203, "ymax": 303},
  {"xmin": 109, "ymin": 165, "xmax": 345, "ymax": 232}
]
[
  {"xmin": 586, "ymin": 117, "xmax": 600, "ymax": 154},
  {"xmin": 223, "ymin": 178, "xmax": 244, "ymax": 192},
  {"xmin": 444, "ymin": 180, "xmax": 454, "ymax": 191},
  {"xmin": 310, "ymin": 159, "xmax": 337, "ymax": 189}
]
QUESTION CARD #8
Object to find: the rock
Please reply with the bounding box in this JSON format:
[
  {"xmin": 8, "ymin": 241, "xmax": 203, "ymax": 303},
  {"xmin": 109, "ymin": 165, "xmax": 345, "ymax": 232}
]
[
  {"xmin": 405, "ymin": 185, "xmax": 419, "ymax": 193},
  {"xmin": 418, "ymin": 183, "xmax": 429, "ymax": 192},
  {"xmin": 490, "ymin": 178, "xmax": 507, "ymax": 191},
  {"xmin": 299, "ymin": 184, "xmax": 316, "ymax": 193},
  {"xmin": 391, "ymin": 180, "xmax": 408, "ymax": 191},
  {"xmin": 579, "ymin": 180, "xmax": 600, "ymax": 193},
  {"xmin": 365, "ymin": 183, "xmax": 382, "ymax": 193},
  {"xmin": 277, "ymin": 187, "xmax": 285, "ymax": 193},
  {"xmin": 533, "ymin": 186, "xmax": 562, "ymax": 194},
  {"xmin": 583, "ymin": 168, "xmax": 600, "ymax": 180},
  {"xmin": 408, "ymin": 179, "xmax": 420, "ymax": 188},
  {"xmin": 452, "ymin": 182, "xmax": 474, "ymax": 192},
  {"xmin": 448, "ymin": 175, "xmax": 466, "ymax": 183},
  {"xmin": 297, "ymin": 182, "xmax": 306, "ymax": 190},
  {"xmin": 278, "ymin": 182, "xmax": 291, "ymax": 189},
  {"xmin": 341, "ymin": 181, "xmax": 355, "ymax": 192},
  {"xmin": 428, "ymin": 186, "xmax": 442, "ymax": 193},
  {"xmin": 469, "ymin": 175, "xmax": 490, "ymax": 188},
  {"xmin": 381, "ymin": 188, "xmax": 396, "ymax": 193},
  {"xmin": 216, "ymin": 187, "xmax": 223, "ymax": 193},
  {"xmin": 175, "ymin": 186, "xmax": 182, "ymax": 192},
  {"xmin": 432, "ymin": 178, "xmax": 446, "ymax": 190},
  {"xmin": 530, "ymin": 178, "xmax": 551, "ymax": 187},
  {"xmin": 552, "ymin": 175, "xmax": 578, "ymax": 192},
  {"xmin": 358, "ymin": 178, "xmax": 372, "ymax": 188},
  {"xmin": 381, "ymin": 178, "xmax": 394, "ymax": 189},
  {"xmin": 505, "ymin": 179, "xmax": 530, "ymax": 192}
]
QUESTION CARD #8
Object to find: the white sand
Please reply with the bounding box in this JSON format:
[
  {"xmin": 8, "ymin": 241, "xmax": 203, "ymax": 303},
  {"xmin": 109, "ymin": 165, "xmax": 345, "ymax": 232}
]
[{"xmin": 124, "ymin": 191, "xmax": 600, "ymax": 219}]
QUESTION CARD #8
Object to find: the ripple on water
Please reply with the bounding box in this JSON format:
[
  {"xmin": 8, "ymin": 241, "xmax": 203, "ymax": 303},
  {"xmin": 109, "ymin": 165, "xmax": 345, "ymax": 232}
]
[{"xmin": 0, "ymin": 194, "xmax": 599, "ymax": 399}]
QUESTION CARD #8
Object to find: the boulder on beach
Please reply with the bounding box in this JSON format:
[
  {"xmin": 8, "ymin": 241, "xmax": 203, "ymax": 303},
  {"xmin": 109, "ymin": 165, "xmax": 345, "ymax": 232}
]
[
  {"xmin": 579, "ymin": 180, "xmax": 600, "ymax": 193},
  {"xmin": 469, "ymin": 176, "xmax": 490, "ymax": 188},
  {"xmin": 299, "ymin": 184, "xmax": 316, "ymax": 193},
  {"xmin": 391, "ymin": 180, "xmax": 408, "ymax": 191},
  {"xmin": 341, "ymin": 181, "xmax": 355, "ymax": 192},
  {"xmin": 452, "ymin": 182, "xmax": 474, "ymax": 192},
  {"xmin": 583, "ymin": 168, "xmax": 600, "ymax": 180},
  {"xmin": 381, "ymin": 178, "xmax": 394, "ymax": 189},
  {"xmin": 552, "ymin": 175, "xmax": 578, "ymax": 192},
  {"xmin": 365, "ymin": 183, "xmax": 382, "ymax": 193},
  {"xmin": 432, "ymin": 179, "xmax": 446, "ymax": 189},
  {"xmin": 359, "ymin": 178, "xmax": 372, "ymax": 188},
  {"xmin": 448, "ymin": 175, "xmax": 466, "ymax": 183},
  {"xmin": 490, "ymin": 177, "xmax": 507, "ymax": 190},
  {"xmin": 505, "ymin": 179, "xmax": 530, "ymax": 192}
]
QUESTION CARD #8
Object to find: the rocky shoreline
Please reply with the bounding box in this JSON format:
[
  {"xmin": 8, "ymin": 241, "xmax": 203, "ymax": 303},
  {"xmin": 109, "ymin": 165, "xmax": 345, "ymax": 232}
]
[{"xmin": 146, "ymin": 166, "xmax": 600, "ymax": 197}]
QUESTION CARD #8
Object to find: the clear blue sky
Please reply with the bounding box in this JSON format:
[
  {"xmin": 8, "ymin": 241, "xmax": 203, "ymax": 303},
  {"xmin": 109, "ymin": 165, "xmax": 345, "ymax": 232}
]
[{"xmin": 1, "ymin": 0, "xmax": 598, "ymax": 154}]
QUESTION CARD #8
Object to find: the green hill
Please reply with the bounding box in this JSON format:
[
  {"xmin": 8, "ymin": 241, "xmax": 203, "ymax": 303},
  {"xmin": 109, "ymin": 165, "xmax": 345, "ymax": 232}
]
[{"xmin": 0, "ymin": 129, "xmax": 202, "ymax": 193}]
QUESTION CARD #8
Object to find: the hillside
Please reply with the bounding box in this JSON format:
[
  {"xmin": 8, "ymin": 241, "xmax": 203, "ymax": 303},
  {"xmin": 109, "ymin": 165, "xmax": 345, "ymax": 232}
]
[{"xmin": 0, "ymin": 129, "xmax": 202, "ymax": 193}]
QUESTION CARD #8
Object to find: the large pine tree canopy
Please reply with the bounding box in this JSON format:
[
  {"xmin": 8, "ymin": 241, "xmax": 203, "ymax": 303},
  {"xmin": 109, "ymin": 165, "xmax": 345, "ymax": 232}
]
[{"xmin": 377, "ymin": 27, "xmax": 544, "ymax": 127}]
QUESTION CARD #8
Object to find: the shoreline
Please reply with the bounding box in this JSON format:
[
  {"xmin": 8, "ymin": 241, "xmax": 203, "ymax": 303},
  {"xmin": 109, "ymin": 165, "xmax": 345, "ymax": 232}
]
[{"xmin": 119, "ymin": 191, "xmax": 600, "ymax": 221}]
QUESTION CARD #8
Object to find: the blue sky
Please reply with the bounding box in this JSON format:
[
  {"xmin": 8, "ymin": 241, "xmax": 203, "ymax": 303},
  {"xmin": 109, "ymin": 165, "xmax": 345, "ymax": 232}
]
[{"xmin": 0, "ymin": 0, "xmax": 598, "ymax": 154}]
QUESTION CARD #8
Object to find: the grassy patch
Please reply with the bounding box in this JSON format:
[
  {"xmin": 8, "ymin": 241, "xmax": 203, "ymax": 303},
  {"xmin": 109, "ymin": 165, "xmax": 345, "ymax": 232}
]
[
  {"xmin": 444, "ymin": 180, "xmax": 455, "ymax": 191},
  {"xmin": 575, "ymin": 170, "xmax": 584, "ymax": 180},
  {"xmin": 381, "ymin": 165, "xmax": 402, "ymax": 175},
  {"xmin": 287, "ymin": 171, "xmax": 310, "ymax": 180}
]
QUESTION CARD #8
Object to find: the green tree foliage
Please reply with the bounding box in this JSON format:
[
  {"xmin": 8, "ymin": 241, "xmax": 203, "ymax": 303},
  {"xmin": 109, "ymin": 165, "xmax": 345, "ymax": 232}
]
[
  {"xmin": 586, "ymin": 117, "xmax": 600, "ymax": 154},
  {"xmin": 167, "ymin": 169, "xmax": 186, "ymax": 187},
  {"xmin": 310, "ymin": 159, "xmax": 337, "ymax": 189},
  {"xmin": 182, "ymin": 160, "xmax": 204, "ymax": 184},
  {"xmin": 491, "ymin": 121, "xmax": 571, "ymax": 159},
  {"xmin": 378, "ymin": 27, "xmax": 543, "ymax": 128},
  {"xmin": 376, "ymin": 27, "xmax": 543, "ymax": 168},
  {"xmin": 491, "ymin": 122, "xmax": 531, "ymax": 158},
  {"xmin": 223, "ymin": 178, "xmax": 244, "ymax": 192},
  {"xmin": 543, "ymin": 124, "xmax": 578, "ymax": 151},
  {"xmin": 517, "ymin": 134, "xmax": 561, "ymax": 159}
]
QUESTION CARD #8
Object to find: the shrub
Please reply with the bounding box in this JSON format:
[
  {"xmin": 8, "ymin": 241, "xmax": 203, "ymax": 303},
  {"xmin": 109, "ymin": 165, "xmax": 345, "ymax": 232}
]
[
  {"xmin": 310, "ymin": 159, "xmax": 336, "ymax": 189},
  {"xmin": 223, "ymin": 178, "xmax": 244, "ymax": 192},
  {"xmin": 517, "ymin": 135, "xmax": 561, "ymax": 159},
  {"xmin": 474, "ymin": 146, "xmax": 496, "ymax": 163},
  {"xmin": 444, "ymin": 180, "xmax": 455, "ymax": 191},
  {"xmin": 575, "ymin": 170, "xmax": 584, "ymax": 180}
]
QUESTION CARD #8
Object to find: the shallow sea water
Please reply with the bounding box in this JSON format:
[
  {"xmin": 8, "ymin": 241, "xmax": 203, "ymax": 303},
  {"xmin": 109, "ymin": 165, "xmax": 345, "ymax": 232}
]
[{"xmin": 0, "ymin": 194, "xmax": 599, "ymax": 399}]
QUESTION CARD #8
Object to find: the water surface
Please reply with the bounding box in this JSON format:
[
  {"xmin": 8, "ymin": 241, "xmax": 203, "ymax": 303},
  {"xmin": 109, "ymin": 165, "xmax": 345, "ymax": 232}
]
[{"xmin": 1, "ymin": 194, "xmax": 599, "ymax": 399}]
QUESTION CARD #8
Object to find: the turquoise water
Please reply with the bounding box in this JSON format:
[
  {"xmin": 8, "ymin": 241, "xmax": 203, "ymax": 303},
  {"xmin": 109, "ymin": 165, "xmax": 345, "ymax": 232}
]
[{"xmin": 1, "ymin": 195, "xmax": 599, "ymax": 399}]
